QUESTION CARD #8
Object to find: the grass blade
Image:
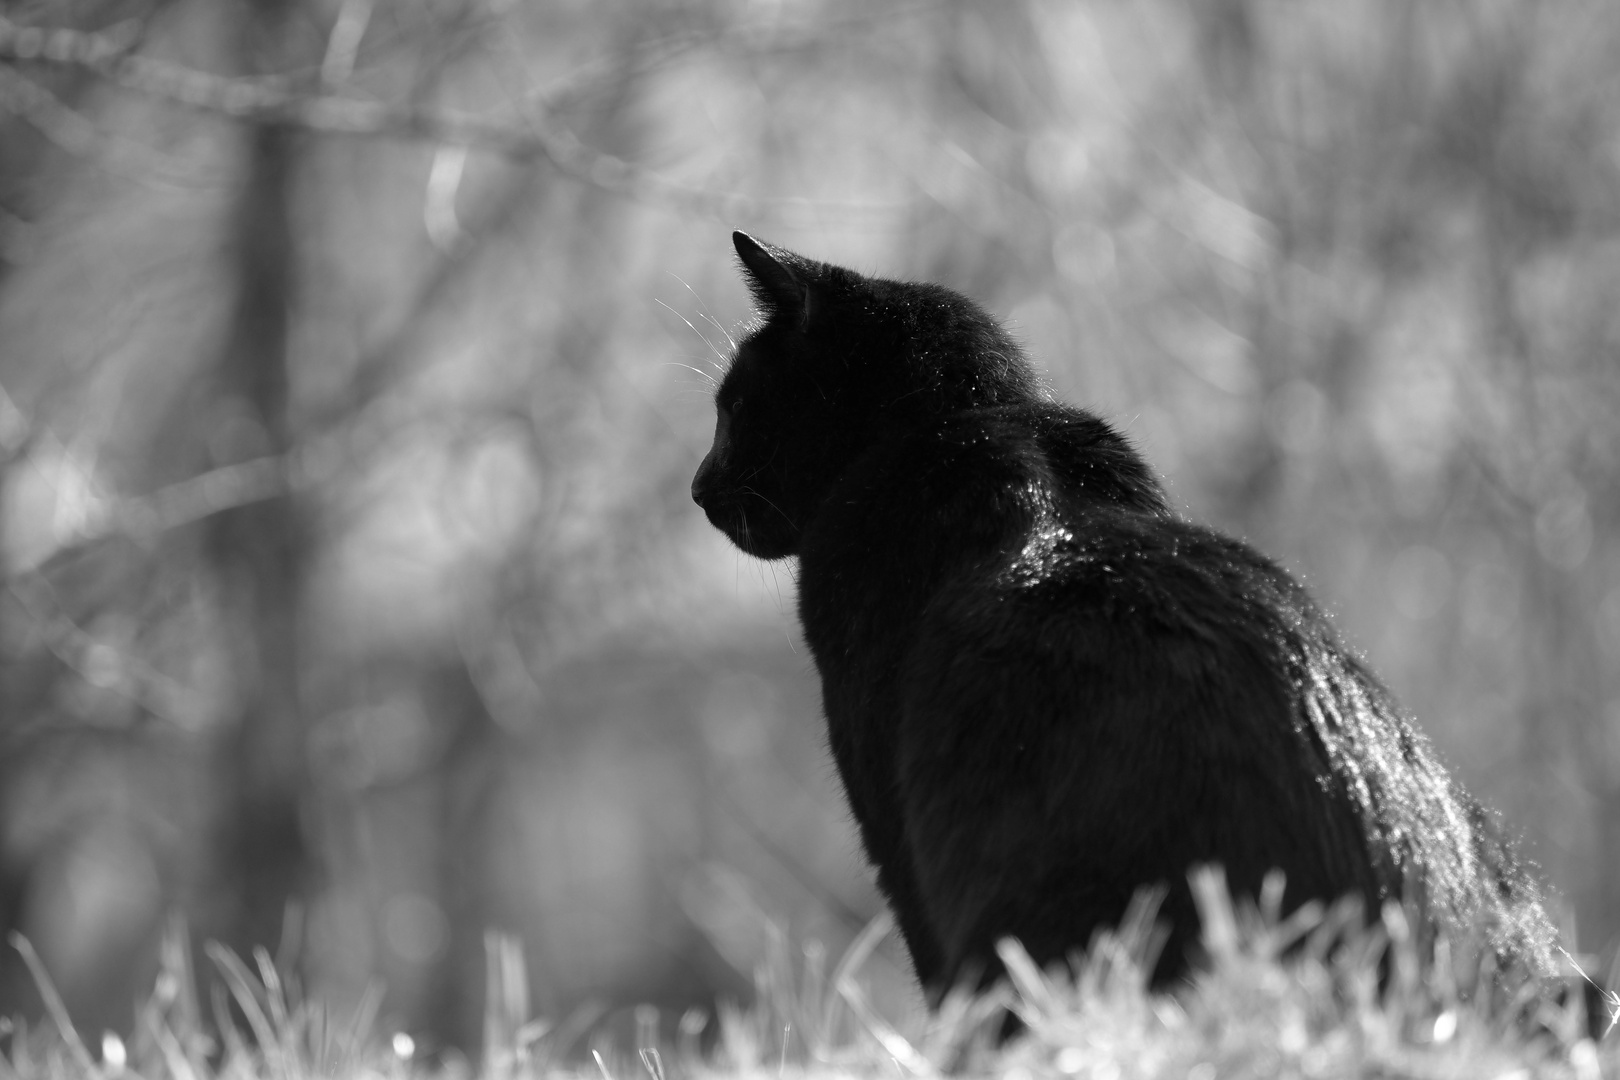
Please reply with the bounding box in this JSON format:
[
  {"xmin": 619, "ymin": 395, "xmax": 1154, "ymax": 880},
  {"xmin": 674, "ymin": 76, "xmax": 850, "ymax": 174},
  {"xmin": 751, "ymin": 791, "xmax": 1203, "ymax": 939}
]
[
  {"xmin": 205, "ymin": 942, "xmax": 283, "ymax": 1080},
  {"xmin": 8, "ymin": 934, "xmax": 95, "ymax": 1076}
]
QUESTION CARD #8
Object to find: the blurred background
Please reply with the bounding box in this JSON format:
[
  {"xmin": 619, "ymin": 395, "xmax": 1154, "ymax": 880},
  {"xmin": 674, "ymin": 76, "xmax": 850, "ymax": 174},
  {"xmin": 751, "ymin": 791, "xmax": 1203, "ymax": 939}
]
[{"xmin": 2, "ymin": 0, "xmax": 1619, "ymax": 1053}]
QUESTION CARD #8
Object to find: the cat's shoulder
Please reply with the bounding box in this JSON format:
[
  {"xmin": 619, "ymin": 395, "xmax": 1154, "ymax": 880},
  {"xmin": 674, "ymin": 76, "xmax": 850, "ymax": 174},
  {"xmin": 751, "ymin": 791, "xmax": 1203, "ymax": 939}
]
[{"xmin": 901, "ymin": 401, "xmax": 1170, "ymax": 517}]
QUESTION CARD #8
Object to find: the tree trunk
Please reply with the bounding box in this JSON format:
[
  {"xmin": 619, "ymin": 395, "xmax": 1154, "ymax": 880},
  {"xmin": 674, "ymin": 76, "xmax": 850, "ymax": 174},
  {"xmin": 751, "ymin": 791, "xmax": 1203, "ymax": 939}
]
[{"xmin": 204, "ymin": 0, "xmax": 313, "ymax": 961}]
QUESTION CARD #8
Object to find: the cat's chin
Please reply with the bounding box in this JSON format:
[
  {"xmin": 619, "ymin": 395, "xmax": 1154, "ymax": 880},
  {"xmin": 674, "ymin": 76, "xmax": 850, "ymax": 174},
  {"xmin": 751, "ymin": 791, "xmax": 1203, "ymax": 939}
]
[
  {"xmin": 723, "ymin": 526, "xmax": 798, "ymax": 561},
  {"xmin": 705, "ymin": 506, "xmax": 798, "ymax": 560}
]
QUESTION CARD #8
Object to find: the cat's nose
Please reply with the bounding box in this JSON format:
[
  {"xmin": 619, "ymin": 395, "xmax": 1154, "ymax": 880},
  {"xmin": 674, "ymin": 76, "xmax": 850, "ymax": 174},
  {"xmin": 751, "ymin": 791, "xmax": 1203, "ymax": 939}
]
[{"xmin": 691, "ymin": 456, "xmax": 714, "ymax": 507}]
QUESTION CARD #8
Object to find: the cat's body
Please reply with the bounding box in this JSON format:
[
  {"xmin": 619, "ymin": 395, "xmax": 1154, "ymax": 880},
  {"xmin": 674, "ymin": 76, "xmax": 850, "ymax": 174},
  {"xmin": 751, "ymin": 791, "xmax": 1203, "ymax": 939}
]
[{"xmin": 692, "ymin": 232, "xmax": 1558, "ymax": 999}]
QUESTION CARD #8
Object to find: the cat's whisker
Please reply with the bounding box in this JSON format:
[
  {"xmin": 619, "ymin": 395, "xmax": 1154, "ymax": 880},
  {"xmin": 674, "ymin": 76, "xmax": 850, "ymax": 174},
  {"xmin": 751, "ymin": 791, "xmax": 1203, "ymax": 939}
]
[
  {"xmin": 664, "ymin": 361, "xmax": 719, "ymax": 390},
  {"xmin": 768, "ymin": 562, "xmax": 791, "ymax": 618},
  {"xmin": 669, "ymin": 271, "xmax": 738, "ymax": 354},
  {"xmin": 698, "ymin": 310, "xmax": 736, "ymax": 352},
  {"xmin": 738, "ymin": 486, "xmax": 796, "ymax": 530},
  {"xmin": 657, "ymin": 298, "xmax": 729, "ymax": 370}
]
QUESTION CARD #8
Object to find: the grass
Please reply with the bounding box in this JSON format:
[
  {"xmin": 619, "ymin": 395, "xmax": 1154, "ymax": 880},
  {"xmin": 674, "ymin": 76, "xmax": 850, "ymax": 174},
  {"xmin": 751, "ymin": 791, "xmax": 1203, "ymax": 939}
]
[{"xmin": 3, "ymin": 870, "xmax": 1616, "ymax": 1080}]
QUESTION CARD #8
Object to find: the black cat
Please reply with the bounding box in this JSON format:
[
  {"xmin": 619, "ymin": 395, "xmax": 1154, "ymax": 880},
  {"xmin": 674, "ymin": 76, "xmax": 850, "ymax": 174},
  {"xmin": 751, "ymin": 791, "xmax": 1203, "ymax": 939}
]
[{"xmin": 690, "ymin": 231, "xmax": 1559, "ymax": 1000}]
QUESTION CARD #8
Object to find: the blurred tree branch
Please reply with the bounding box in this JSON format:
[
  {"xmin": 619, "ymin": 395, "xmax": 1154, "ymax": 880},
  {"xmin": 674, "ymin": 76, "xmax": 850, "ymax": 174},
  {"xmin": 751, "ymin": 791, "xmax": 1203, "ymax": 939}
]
[
  {"xmin": 5, "ymin": 567, "xmax": 209, "ymax": 730},
  {"xmin": 17, "ymin": 455, "xmax": 290, "ymax": 572},
  {"xmin": 0, "ymin": 61, "xmax": 209, "ymax": 185},
  {"xmin": 0, "ymin": 12, "xmax": 588, "ymax": 152},
  {"xmin": 0, "ymin": 12, "xmax": 896, "ymax": 219}
]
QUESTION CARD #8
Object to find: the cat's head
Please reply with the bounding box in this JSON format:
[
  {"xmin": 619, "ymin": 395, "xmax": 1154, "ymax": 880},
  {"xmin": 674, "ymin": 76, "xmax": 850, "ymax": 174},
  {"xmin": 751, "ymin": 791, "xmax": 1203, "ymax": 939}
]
[{"xmin": 691, "ymin": 232, "xmax": 1040, "ymax": 559}]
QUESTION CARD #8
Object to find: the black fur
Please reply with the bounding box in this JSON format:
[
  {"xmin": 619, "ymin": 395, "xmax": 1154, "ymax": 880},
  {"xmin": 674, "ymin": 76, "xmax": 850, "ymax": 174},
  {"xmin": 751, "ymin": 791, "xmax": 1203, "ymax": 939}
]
[{"xmin": 691, "ymin": 232, "xmax": 1558, "ymax": 999}]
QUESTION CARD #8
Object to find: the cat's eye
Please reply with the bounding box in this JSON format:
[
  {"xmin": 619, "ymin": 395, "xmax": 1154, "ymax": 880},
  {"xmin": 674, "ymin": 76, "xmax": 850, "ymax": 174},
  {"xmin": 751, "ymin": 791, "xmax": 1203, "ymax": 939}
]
[{"xmin": 728, "ymin": 398, "xmax": 743, "ymax": 416}]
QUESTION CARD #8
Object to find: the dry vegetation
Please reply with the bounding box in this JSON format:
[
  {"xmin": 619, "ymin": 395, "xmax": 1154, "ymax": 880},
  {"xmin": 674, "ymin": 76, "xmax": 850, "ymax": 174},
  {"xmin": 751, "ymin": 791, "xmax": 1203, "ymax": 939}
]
[{"xmin": 5, "ymin": 872, "xmax": 1615, "ymax": 1080}]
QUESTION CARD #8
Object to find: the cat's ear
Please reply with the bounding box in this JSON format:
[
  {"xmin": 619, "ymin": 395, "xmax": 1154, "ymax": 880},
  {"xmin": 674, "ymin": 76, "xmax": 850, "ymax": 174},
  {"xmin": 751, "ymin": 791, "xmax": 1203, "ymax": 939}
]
[{"xmin": 734, "ymin": 231, "xmax": 812, "ymax": 329}]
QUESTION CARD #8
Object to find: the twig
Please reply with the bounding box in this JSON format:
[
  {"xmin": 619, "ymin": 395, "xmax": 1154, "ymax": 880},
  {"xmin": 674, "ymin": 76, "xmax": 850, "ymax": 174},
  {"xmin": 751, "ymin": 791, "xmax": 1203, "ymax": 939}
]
[
  {"xmin": 6, "ymin": 568, "xmax": 212, "ymax": 729},
  {"xmin": 0, "ymin": 13, "xmax": 899, "ymax": 220},
  {"xmin": 7, "ymin": 453, "xmax": 291, "ymax": 567},
  {"xmin": 0, "ymin": 389, "xmax": 288, "ymax": 728},
  {"xmin": 0, "ymin": 62, "xmax": 213, "ymax": 187}
]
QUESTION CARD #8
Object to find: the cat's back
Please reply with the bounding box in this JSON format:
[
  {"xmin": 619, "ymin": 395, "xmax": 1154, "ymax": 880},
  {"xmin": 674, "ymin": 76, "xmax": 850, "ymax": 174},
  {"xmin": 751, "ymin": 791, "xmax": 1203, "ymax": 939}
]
[
  {"xmin": 887, "ymin": 409, "xmax": 1556, "ymax": 975},
  {"xmin": 801, "ymin": 398, "xmax": 1338, "ymax": 781},
  {"xmin": 846, "ymin": 405, "xmax": 1396, "ymax": 978},
  {"xmin": 894, "ymin": 411, "xmax": 1325, "ymax": 747},
  {"xmin": 807, "ymin": 399, "xmax": 1294, "ymax": 638},
  {"xmin": 802, "ymin": 400, "xmax": 1288, "ymax": 641}
]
